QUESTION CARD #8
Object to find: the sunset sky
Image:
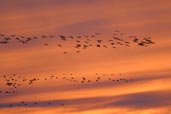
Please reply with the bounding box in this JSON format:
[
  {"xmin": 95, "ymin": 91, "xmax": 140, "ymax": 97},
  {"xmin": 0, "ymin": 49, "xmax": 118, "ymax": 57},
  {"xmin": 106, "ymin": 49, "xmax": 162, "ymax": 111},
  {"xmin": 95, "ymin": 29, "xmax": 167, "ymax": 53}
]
[{"xmin": 0, "ymin": 0, "xmax": 171, "ymax": 114}]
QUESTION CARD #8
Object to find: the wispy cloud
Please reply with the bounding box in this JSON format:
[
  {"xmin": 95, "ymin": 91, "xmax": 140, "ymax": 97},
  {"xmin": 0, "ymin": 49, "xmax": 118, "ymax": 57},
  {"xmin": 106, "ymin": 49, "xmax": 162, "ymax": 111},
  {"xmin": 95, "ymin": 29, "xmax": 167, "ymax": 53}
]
[{"xmin": 1, "ymin": 89, "xmax": 171, "ymax": 112}]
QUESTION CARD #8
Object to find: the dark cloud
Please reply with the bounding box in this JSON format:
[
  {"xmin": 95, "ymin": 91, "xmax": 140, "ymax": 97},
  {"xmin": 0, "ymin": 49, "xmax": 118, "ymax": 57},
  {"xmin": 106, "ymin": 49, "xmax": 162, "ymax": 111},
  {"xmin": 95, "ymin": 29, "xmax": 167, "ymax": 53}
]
[
  {"xmin": 59, "ymin": 19, "xmax": 109, "ymax": 34},
  {"xmin": 0, "ymin": 0, "xmax": 101, "ymax": 13},
  {"xmin": 1, "ymin": 89, "xmax": 171, "ymax": 112}
]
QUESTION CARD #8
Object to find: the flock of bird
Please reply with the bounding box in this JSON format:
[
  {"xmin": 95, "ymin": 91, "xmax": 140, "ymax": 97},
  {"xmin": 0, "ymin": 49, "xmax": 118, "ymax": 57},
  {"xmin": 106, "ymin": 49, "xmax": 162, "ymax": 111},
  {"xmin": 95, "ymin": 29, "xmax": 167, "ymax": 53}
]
[
  {"xmin": 0, "ymin": 73, "xmax": 134, "ymax": 95},
  {"xmin": 0, "ymin": 73, "xmax": 135, "ymax": 108},
  {"xmin": 6, "ymin": 100, "xmax": 65, "ymax": 108},
  {"xmin": 0, "ymin": 30, "xmax": 156, "ymax": 108},
  {"xmin": 0, "ymin": 30, "xmax": 155, "ymax": 54}
]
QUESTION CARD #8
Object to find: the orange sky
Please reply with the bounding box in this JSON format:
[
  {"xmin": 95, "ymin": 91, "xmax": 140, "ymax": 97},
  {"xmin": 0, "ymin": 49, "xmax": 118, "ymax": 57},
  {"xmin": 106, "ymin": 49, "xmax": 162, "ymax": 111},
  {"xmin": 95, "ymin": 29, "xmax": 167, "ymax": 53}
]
[{"xmin": 0, "ymin": 0, "xmax": 171, "ymax": 114}]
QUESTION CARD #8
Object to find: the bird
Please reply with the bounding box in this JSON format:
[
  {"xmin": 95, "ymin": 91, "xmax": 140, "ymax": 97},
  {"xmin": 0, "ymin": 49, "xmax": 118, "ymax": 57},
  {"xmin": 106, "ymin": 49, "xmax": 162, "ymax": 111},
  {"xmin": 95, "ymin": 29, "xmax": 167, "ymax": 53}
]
[
  {"xmin": 63, "ymin": 52, "xmax": 68, "ymax": 54},
  {"xmin": 59, "ymin": 35, "xmax": 66, "ymax": 41},
  {"xmin": 57, "ymin": 44, "xmax": 62, "ymax": 47},
  {"xmin": 96, "ymin": 44, "xmax": 101, "ymax": 48},
  {"xmin": 76, "ymin": 51, "xmax": 80, "ymax": 53},
  {"xmin": 44, "ymin": 43, "xmax": 48, "ymax": 46}
]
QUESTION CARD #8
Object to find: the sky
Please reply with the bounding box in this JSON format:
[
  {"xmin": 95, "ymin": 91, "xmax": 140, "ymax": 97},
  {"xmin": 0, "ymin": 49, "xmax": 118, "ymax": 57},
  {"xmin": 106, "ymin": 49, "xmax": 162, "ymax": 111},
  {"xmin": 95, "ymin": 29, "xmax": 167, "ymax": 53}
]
[{"xmin": 0, "ymin": 0, "xmax": 171, "ymax": 114}]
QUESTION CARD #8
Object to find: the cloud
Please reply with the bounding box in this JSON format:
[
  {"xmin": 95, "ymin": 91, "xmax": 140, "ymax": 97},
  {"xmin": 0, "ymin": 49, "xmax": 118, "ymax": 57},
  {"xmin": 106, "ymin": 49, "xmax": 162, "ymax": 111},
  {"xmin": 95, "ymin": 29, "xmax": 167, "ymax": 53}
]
[
  {"xmin": 0, "ymin": 89, "xmax": 171, "ymax": 113},
  {"xmin": 59, "ymin": 19, "xmax": 109, "ymax": 34}
]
